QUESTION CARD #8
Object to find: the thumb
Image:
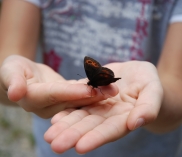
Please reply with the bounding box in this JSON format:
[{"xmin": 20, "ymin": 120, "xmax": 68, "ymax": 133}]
[
  {"xmin": 7, "ymin": 74, "xmax": 27, "ymax": 102},
  {"xmin": 1, "ymin": 65, "xmax": 27, "ymax": 102},
  {"xmin": 126, "ymin": 82, "xmax": 163, "ymax": 130}
]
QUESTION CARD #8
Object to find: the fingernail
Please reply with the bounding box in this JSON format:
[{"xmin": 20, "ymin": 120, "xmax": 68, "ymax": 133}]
[{"xmin": 134, "ymin": 118, "xmax": 145, "ymax": 130}]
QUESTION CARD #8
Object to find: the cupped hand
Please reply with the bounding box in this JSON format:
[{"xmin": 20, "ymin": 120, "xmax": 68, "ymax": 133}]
[
  {"xmin": 44, "ymin": 61, "xmax": 163, "ymax": 154},
  {"xmin": 0, "ymin": 55, "xmax": 118, "ymax": 118}
]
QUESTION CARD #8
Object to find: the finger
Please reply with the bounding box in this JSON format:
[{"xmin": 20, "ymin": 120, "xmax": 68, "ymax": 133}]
[
  {"xmin": 75, "ymin": 115, "xmax": 129, "ymax": 154},
  {"xmin": 18, "ymin": 82, "xmax": 91, "ymax": 112},
  {"xmin": 0, "ymin": 63, "xmax": 27, "ymax": 102},
  {"xmin": 51, "ymin": 109, "xmax": 75, "ymax": 124},
  {"xmin": 50, "ymin": 114, "xmax": 105, "ymax": 154},
  {"xmin": 66, "ymin": 83, "xmax": 119, "ymax": 108},
  {"xmin": 8, "ymin": 76, "xmax": 27, "ymax": 102},
  {"xmin": 127, "ymin": 81, "xmax": 163, "ymax": 130},
  {"xmin": 20, "ymin": 82, "xmax": 119, "ymax": 111},
  {"xmin": 32, "ymin": 106, "xmax": 76, "ymax": 120},
  {"xmin": 44, "ymin": 110, "xmax": 89, "ymax": 143},
  {"xmin": 32, "ymin": 90, "xmax": 114, "ymax": 119},
  {"xmin": 30, "ymin": 85, "xmax": 118, "ymax": 119}
]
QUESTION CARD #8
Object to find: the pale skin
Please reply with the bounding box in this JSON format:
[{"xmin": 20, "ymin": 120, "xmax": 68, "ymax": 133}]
[{"xmin": 0, "ymin": 0, "xmax": 182, "ymax": 155}]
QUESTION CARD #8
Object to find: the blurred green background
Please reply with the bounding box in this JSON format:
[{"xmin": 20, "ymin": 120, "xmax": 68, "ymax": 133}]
[{"xmin": 0, "ymin": 105, "xmax": 36, "ymax": 157}]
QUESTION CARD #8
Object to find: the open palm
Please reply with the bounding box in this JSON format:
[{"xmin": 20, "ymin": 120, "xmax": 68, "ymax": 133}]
[{"xmin": 44, "ymin": 61, "xmax": 163, "ymax": 154}]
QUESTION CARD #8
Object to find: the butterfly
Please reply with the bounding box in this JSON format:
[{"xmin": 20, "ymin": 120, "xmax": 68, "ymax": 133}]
[{"xmin": 84, "ymin": 56, "xmax": 121, "ymax": 89}]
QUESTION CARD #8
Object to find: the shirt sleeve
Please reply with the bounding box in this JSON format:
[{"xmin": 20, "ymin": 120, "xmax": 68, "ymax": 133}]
[
  {"xmin": 24, "ymin": 0, "xmax": 41, "ymax": 7},
  {"xmin": 169, "ymin": 0, "xmax": 182, "ymax": 23}
]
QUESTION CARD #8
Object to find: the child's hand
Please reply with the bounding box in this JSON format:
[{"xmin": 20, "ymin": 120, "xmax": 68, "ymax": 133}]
[
  {"xmin": 44, "ymin": 61, "xmax": 163, "ymax": 154},
  {"xmin": 0, "ymin": 55, "xmax": 119, "ymax": 118}
]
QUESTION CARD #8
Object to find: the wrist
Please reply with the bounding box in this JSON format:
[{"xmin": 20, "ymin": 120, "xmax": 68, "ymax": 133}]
[{"xmin": 145, "ymin": 76, "xmax": 182, "ymax": 133}]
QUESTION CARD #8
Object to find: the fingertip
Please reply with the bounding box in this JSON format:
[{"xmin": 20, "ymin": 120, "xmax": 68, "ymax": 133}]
[
  {"xmin": 44, "ymin": 130, "xmax": 51, "ymax": 143},
  {"xmin": 75, "ymin": 142, "xmax": 89, "ymax": 155},
  {"xmin": 110, "ymin": 83, "xmax": 119, "ymax": 96},
  {"xmin": 7, "ymin": 81, "xmax": 27, "ymax": 102},
  {"xmin": 51, "ymin": 142, "xmax": 63, "ymax": 154},
  {"xmin": 127, "ymin": 105, "xmax": 158, "ymax": 131},
  {"xmin": 130, "ymin": 118, "xmax": 146, "ymax": 131},
  {"xmin": 75, "ymin": 134, "xmax": 100, "ymax": 154},
  {"xmin": 51, "ymin": 109, "xmax": 75, "ymax": 124},
  {"xmin": 44, "ymin": 125, "xmax": 57, "ymax": 144},
  {"xmin": 51, "ymin": 114, "xmax": 61, "ymax": 124}
]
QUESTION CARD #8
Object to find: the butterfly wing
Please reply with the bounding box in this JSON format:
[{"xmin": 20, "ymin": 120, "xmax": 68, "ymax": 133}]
[
  {"xmin": 84, "ymin": 56, "xmax": 102, "ymax": 80},
  {"xmin": 90, "ymin": 67, "xmax": 121, "ymax": 86}
]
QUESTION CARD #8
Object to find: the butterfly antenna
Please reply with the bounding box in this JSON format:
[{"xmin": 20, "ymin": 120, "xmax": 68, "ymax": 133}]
[
  {"xmin": 77, "ymin": 74, "xmax": 89, "ymax": 83},
  {"xmin": 77, "ymin": 74, "xmax": 84, "ymax": 78}
]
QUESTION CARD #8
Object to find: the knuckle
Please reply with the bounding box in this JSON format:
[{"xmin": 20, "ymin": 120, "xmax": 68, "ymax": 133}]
[
  {"xmin": 48, "ymin": 92, "xmax": 59, "ymax": 105},
  {"xmin": 47, "ymin": 83, "xmax": 59, "ymax": 105}
]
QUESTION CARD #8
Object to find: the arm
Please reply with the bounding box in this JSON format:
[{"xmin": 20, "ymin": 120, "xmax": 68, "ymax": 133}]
[
  {"xmin": 0, "ymin": 0, "xmax": 40, "ymax": 63},
  {"xmin": 0, "ymin": 0, "xmax": 40, "ymax": 106},
  {"xmin": 146, "ymin": 22, "xmax": 182, "ymax": 133}
]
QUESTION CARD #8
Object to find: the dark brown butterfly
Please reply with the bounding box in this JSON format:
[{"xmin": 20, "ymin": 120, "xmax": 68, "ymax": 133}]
[{"xmin": 84, "ymin": 56, "xmax": 121, "ymax": 89}]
